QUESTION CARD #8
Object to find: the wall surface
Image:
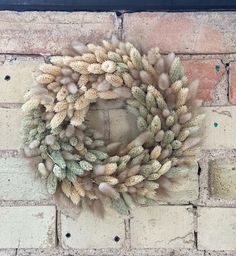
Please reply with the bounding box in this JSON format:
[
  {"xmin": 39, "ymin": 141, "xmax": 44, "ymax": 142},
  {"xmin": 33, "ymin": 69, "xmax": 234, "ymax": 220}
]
[{"xmin": 0, "ymin": 10, "xmax": 236, "ymax": 256}]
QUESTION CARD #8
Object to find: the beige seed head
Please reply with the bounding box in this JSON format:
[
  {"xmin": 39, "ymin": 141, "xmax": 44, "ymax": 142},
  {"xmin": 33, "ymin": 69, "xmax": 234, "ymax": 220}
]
[
  {"xmin": 39, "ymin": 63, "xmax": 61, "ymax": 76},
  {"xmin": 50, "ymin": 110, "xmax": 67, "ymax": 129},
  {"xmin": 150, "ymin": 145, "xmax": 162, "ymax": 160},
  {"xmin": 122, "ymin": 72, "xmax": 134, "ymax": 88},
  {"xmin": 74, "ymin": 95, "xmax": 90, "ymax": 110},
  {"xmin": 105, "ymin": 73, "xmax": 123, "ymax": 87},
  {"xmin": 96, "ymin": 176, "xmax": 119, "ymax": 186},
  {"xmin": 73, "ymin": 181, "xmax": 85, "ymax": 197},
  {"xmin": 82, "ymin": 53, "xmax": 97, "ymax": 63},
  {"xmin": 171, "ymin": 80, "xmax": 183, "ymax": 94},
  {"xmin": 47, "ymin": 82, "xmax": 60, "ymax": 91},
  {"xmin": 36, "ymin": 74, "xmax": 55, "ymax": 84},
  {"xmin": 71, "ymin": 109, "xmax": 86, "ymax": 126},
  {"xmin": 69, "ymin": 186, "xmax": 81, "ymax": 205},
  {"xmin": 94, "ymin": 49, "xmax": 108, "ymax": 63},
  {"xmin": 78, "ymin": 74, "xmax": 89, "ymax": 87},
  {"xmin": 61, "ymin": 179, "xmax": 72, "ymax": 198},
  {"xmin": 84, "ymin": 88, "xmax": 97, "ymax": 100},
  {"xmin": 104, "ymin": 163, "xmax": 117, "ymax": 175},
  {"xmin": 101, "ymin": 60, "xmax": 116, "ymax": 73},
  {"xmin": 50, "ymin": 56, "xmax": 65, "ymax": 67},
  {"xmin": 22, "ymin": 98, "xmax": 40, "ymax": 112},
  {"xmin": 176, "ymin": 88, "xmax": 189, "ymax": 108},
  {"xmin": 98, "ymin": 90, "xmax": 119, "ymax": 99},
  {"xmin": 56, "ymin": 85, "xmax": 69, "ymax": 101},
  {"xmin": 130, "ymin": 47, "xmax": 143, "ymax": 70},
  {"xmin": 88, "ymin": 63, "xmax": 104, "ymax": 74},
  {"xmin": 70, "ymin": 61, "xmax": 89, "ymax": 75},
  {"xmin": 54, "ymin": 101, "xmax": 68, "ymax": 112},
  {"xmin": 125, "ymin": 175, "xmax": 144, "ymax": 186}
]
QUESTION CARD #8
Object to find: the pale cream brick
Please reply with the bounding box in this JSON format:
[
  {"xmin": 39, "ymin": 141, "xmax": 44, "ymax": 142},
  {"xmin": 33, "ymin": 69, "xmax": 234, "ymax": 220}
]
[
  {"xmin": 0, "ymin": 108, "xmax": 21, "ymax": 150},
  {"xmin": 130, "ymin": 206, "xmax": 194, "ymax": 249},
  {"xmin": 61, "ymin": 208, "xmax": 125, "ymax": 249},
  {"xmin": 0, "ymin": 151, "xmax": 50, "ymax": 200},
  {"xmin": 202, "ymin": 106, "xmax": 236, "ymax": 149},
  {"xmin": 109, "ymin": 109, "xmax": 139, "ymax": 146},
  {"xmin": 209, "ymin": 158, "xmax": 236, "ymax": 199},
  {"xmin": 0, "ymin": 56, "xmax": 44, "ymax": 103},
  {"xmin": 0, "ymin": 206, "xmax": 56, "ymax": 248},
  {"xmin": 0, "ymin": 11, "xmax": 117, "ymax": 54},
  {"xmin": 198, "ymin": 207, "xmax": 236, "ymax": 250}
]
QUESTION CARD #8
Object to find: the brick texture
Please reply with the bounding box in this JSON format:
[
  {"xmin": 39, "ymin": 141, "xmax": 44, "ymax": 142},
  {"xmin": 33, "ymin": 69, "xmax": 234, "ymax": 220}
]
[
  {"xmin": 229, "ymin": 62, "xmax": 236, "ymax": 104},
  {"xmin": 130, "ymin": 206, "xmax": 194, "ymax": 249},
  {"xmin": 198, "ymin": 207, "xmax": 236, "ymax": 250},
  {"xmin": 0, "ymin": 151, "xmax": 50, "ymax": 201},
  {"xmin": 123, "ymin": 12, "xmax": 236, "ymax": 54},
  {"xmin": 209, "ymin": 158, "xmax": 236, "ymax": 199},
  {"xmin": 0, "ymin": 11, "xmax": 117, "ymax": 55},
  {"xmin": 183, "ymin": 59, "xmax": 225, "ymax": 103},
  {"xmin": 202, "ymin": 106, "xmax": 236, "ymax": 150},
  {"xmin": 0, "ymin": 56, "xmax": 44, "ymax": 103},
  {"xmin": 0, "ymin": 206, "xmax": 56, "ymax": 248},
  {"xmin": 61, "ymin": 208, "xmax": 126, "ymax": 249}
]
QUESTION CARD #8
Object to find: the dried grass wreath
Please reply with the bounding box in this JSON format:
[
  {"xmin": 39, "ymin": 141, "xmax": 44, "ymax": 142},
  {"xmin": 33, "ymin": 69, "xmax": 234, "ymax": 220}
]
[{"xmin": 22, "ymin": 36, "xmax": 204, "ymax": 217}]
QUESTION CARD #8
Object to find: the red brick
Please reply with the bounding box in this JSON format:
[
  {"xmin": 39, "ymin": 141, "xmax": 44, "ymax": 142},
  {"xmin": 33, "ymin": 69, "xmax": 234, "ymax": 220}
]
[
  {"xmin": 0, "ymin": 11, "xmax": 117, "ymax": 55},
  {"xmin": 123, "ymin": 12, "xmax": 236, "ymax": 54},
  {"xmin": 182, "ymin": 59, "xmax": 225, "ymax": 102},
  {"xmin": 229, "ymin": 63, "xmax": 236, "ymax": 104}
]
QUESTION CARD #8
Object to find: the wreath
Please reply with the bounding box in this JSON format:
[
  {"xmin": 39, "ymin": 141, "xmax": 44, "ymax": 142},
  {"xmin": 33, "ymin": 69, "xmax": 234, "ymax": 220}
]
[{"xmin": 22, "ymin": 36, "xmax": 204, "ymax": 217}]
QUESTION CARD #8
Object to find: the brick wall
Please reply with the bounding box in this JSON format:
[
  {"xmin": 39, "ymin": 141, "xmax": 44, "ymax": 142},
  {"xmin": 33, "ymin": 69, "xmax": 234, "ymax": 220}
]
[{"xmin": 0, "ymin": 10, "xmax": 236, "ymax": 256}]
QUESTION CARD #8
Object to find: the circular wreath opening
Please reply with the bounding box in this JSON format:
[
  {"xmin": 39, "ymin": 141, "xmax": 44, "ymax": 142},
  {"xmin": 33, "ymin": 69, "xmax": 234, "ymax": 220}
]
[{"xmin": 22, "ymin": 36, "xmax": 204, "ymax": 217}]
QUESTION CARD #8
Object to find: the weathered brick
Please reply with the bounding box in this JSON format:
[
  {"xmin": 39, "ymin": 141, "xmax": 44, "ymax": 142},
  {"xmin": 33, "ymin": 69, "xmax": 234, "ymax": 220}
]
[
  {"xmin": 0, "ymin": 206, "xmax": 56, "ymax": 248},
  {"xmin": 109, "ymin": 109, "xmax": 139, "ymax": 146},
  {"xmin": 229, "ymin": 62, "xmax": 236, "ymax": 104},
  {"xmin": 0, "ymin": 108, "xmax": 21, "ymax": 150},
  {"xmin": 183, "ymin": 59, "xmax": 225, "ymax": 102},
  {"xmin": 130, "ymin": 206, "xmax": 194, "ymax": 249},
  {"xmin": 202, "ymin": 106, "xmax": 236, "ymax": 150},
  {"xmin": 198, "ymin": 207, "xmax": 236, "ymax": 250},
  {"xmin": 123, "ymin": 12, "xmax": 236, "ymax": 53},
  {"xmin": 0, "ymin": 151, "xmax": 50, "ymax": 200},
  {"xmin": 0, "ymin": 250, "xmax": 16, "ymax": 256},
  {"xmin": 0, "ymin": 56, "xmax": 44, "ymax": 103},
  {"xmin": 61, "ymin": 208, "xmax": 125, "ymax": 249},
  {"xmin": 209, "ymin": 158, "xmax": 236, "ymax": 199},
  {"xmin": 0, "ymin": 11, "xmax": 117, "ymax": 54}
]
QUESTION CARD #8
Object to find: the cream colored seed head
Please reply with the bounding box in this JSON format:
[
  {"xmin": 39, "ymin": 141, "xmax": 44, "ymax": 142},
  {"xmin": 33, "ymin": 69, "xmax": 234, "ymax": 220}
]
[
  {"xmin": 70, "ymin": 61, "xmax": 89, "ymax": 75},
  {"xmin": 84, "ymin": 88, "xmax": 97, "ymax": 100},
  {"xmin": 74, "ymin": 95, "xmax": 90, "ymax": 110},
  {"xmin": 36, "ymin": 74, "xmax": 55, "ymax": 84},
  {"xmin": 98, "ymin": 90, "xmax": 119, "ymax": 99},
  {"xmin": 171, "ymin": 80, "xmax": 183, "ymax": 94},
  {"xmin": 130, "ymin": 47, "xmax": 143, "ymax": 70},
  {"xmin": 82, "ymin": 53, "xmax": 97, "ymax": 63},
  {"xmin": 105, "ymin": 73, "xmax": 123, "ymax": 87},
  {"xmin": 22, "ymin": 98, "xmax": 40, "ymax": 112},
  {"xmin": 94, "ymin": 49, "xmax": 108, "ymax": 63},
  {"xmin": 96, "ymin": 176, "xmax": 119, "ymax": 186},
  {"xmin": 39, "ymin": 63, "xmax": 61, "ymax": 76},
  {"xmin": 54, "ymin": 100, "xmax": 68, "ymax": 112},
  {"xmin": 50, "ymin": 56, "xmax": 65, "ymax": 67},
  {"xmin": 47, "ymin": 82, "xmax": 60, "ymax": 91},
  {"xmin": 61, "ymin": 179, "xmax": 72, "ymax": 198},
  {"xmin": 78, "ymin": 74, "xmax": 89, "ymax": 87},
  {"xmin": 50, "ymin": 110, "xmax": 67, "ymax": 129},
  {"xmin": 176, "ymin": 88, "xmax": 189, "ymax": 108},
  {"xmin": 104, "ymin": 163, "xmax": 117, "ymax": 175},
  {"xmin": 88, "ymin": 63, "xmax": 104, "ymax": 74},
  {"xmin": 124, "ymin": 175, "xmax": 144, "ymax": 187},
  {"xmin": 122, "ymin": 72, "xmax": 134, "ymax": 88},
  {"xmin": 101, "ymin": 60, "xmax": 116, "ymax": 73},
  {"xmin": 73, "ymin": 181, "xmax": 85, "ymax": 197},
  {"xmin": 69, "ymin": 187, "xmax": 81, "ymax": 205},
  {"xmin": 150, "ymin": 145, "xmax": 162, "ymax": 160},
  {"xmin": 56, "ymin": 85, "xmax": 69, "ymax": 101}
]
